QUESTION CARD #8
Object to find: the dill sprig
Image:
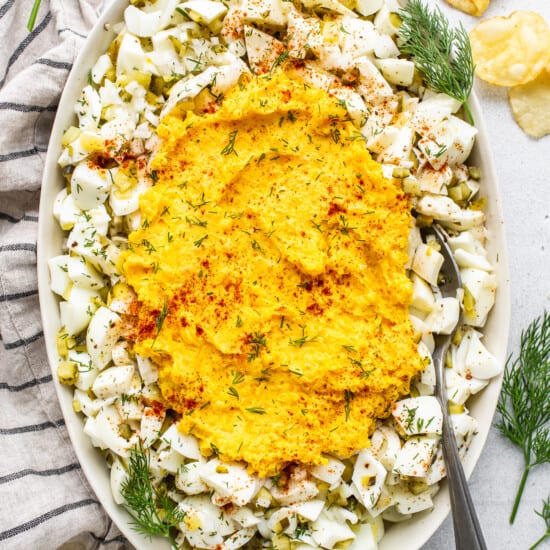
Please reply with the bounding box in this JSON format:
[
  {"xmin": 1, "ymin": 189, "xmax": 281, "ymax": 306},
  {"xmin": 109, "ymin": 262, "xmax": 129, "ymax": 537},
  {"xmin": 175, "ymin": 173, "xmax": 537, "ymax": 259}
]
[
  {"xmin": 27, "ymin": 0, "xmax": 42, "ymax": 31},
  {"xmin": 289, "ymin": 325, "xmax": 318, "ymax": 348},
  {"xmin": 496, "ymin": 311, "xmax": 550, "ymax": 523},
  {"xmin": 530, "ymin": 496, "xmax": 550, "ymax": 550},
  {"xmin": 121, "ymin": 443, "xmax": 185, "ymax": 548},
  {"xmin": 398, "ymin": 0, "xmax": 475, "ymax": 124},
  {"xmin": 220, "ymin": 130, "xmax": 238, "ymax": 156},
  {"xmin": 247, "ymin": 331, "xmax": 267, "ymax": 361},
  {"xmin": 151, "ymin": 300, "xmax": 169, "ymax": 348}
]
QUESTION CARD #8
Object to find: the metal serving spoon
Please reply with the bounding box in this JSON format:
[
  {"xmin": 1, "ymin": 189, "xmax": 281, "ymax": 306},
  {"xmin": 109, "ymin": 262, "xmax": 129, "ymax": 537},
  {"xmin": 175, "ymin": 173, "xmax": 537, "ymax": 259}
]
[{"xmin": 423, "ymin": 224, "xmax": 487, "ymax": 550}]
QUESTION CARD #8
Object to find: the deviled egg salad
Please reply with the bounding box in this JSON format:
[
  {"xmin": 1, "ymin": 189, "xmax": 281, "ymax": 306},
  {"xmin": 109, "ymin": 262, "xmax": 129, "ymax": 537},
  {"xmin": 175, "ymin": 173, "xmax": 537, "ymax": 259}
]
[{"xmin": 49, "ymin": 0, "xmax": 501, "ymax": 548}]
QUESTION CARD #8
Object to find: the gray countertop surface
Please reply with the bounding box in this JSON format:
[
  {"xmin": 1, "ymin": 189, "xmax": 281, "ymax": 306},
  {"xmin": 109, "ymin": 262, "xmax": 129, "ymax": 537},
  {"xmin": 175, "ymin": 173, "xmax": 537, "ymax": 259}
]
[{"xmin": 424, "ymin": 1, "xmax": 550, "ymax": 548}]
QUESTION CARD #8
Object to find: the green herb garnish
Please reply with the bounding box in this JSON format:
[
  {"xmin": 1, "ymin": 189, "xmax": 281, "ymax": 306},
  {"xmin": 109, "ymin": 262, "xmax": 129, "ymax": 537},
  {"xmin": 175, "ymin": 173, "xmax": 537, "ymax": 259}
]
[
  {"xmin": 247, "ymin": 332, "xmax": 267, "ymax": 361},
  {"xmin": 398, "ymin": 0, "xmax": 475, "ymax": 124},
  {"xmin": 27, "ymin": 0, "xmax": 41, "ymax": 31},
  {"xmin": 289, "ymin": 325, "xmax": 318, "ymax": 348},
  {"xmin": 270, "ymin": 50, "xmax": 289, "ymax": 73},
  {"xmin": 220, "ymin": 130, "xmax": 238, "ymax": 156},
  {"xmin": 151, "ymin": 300, "xmax": 169, "ymax": 348},
  {"xmin": 232, "ymin": 370, "xmax": 245, "ymax": 384},
  {"xmin": 193, "ymin": 234, "xmax": 208, "ymax": 247},
  {"xmin": 344, "ymin": 389, "xmax": 354, "ymax": 421},
  {"xmin": 121, "ymin": 443, "xmax": 185, "ymax": 548},
  {"xmin": 227, "ymin": 386, "xmax": 240, "ymax": 399},
  {"xmin": 496, "ymin": 311, "xmax": 550, "ymax": 523},
  {"xmin": 530, "ymin": 496, "xmax": 550, "ymax": 550},
  {"xmin": 246, "ymin": 407, "xmax": 267, "ymax": 414}
]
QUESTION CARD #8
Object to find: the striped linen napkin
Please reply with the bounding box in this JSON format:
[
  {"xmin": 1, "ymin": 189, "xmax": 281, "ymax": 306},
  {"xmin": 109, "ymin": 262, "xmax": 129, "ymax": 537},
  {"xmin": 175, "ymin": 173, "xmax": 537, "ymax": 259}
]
[{"xmin": 0, "ymin": 0, "xmax": 130, "ymax": 548}]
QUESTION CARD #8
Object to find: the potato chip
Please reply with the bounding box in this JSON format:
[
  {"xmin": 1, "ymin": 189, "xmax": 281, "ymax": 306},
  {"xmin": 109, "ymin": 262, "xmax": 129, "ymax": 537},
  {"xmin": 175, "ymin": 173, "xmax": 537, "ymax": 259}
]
[
  {"xmin": 444, "ymin": 0, "xmax": 489, "ymax": 18},
  {"xmin": 469, "ymin": 11, "xmax": 550, "ymax": 87},
  {"xmin": 509, "ymin": 70, "xmax": 550, "ymax": 138}
]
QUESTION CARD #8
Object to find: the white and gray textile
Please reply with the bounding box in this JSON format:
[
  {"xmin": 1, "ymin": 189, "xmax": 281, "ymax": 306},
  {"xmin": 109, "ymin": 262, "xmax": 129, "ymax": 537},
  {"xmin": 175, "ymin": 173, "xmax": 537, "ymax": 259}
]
[{"xmin": 0, "ymin": 1, "xmax": 129, "ymax": 548}]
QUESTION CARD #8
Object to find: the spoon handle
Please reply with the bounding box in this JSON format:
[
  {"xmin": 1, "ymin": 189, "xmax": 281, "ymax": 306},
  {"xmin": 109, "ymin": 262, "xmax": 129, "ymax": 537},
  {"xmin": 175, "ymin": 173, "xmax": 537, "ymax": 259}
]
[
  {"xmin": 439, "ymin": 404, "xmax": 487, "ymax": 550},
  {"xmin": 427, "ymin": 223, "xmax": 487, "ymax": 550}
]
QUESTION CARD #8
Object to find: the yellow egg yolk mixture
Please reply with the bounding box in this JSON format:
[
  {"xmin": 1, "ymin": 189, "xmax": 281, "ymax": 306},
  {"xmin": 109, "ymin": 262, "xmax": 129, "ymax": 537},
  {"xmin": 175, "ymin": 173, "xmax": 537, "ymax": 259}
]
[{"xmin": 120, "ymin": 69, "xmax": 421, "ymax": 476}]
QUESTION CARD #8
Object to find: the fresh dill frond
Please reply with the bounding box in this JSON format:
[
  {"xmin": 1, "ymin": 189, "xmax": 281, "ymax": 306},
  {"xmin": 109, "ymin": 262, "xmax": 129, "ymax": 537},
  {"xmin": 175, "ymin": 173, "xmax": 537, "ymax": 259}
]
[
  {"xmin": 120, "ymin": 442, "xmax": 185, "ymax": 548},
  {"xmin": 529, "ymin": 496, "xmax": 550, "ymax": 550},
  {"xmin": 496, "ymin": 311, "xmax": 550, "ymax": 523},
  {"xmin": 398, "ymin": 0, "xmax": 475, "ymax": 124}
]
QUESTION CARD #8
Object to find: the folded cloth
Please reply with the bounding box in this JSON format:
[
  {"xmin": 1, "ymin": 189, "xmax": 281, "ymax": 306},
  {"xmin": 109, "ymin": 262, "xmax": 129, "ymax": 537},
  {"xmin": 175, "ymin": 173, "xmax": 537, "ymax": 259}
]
[{"xmin": 0, "ymin": 1, "xmax": 130, "ymax": 548}]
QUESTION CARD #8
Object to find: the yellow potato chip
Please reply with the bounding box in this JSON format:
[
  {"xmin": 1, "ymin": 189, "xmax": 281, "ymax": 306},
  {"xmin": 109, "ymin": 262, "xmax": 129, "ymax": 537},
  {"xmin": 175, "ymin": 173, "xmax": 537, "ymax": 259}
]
[
  {"xmin": 509, "ymin": 70, "xmax": 550, "ymax": 138},
  {"xmin": 445, "ymin": 0, "xmax": 489, "ymax": 18},
  {"xmin": 469, "ymin": 11, "xmax": 550, "ymax": 87}
]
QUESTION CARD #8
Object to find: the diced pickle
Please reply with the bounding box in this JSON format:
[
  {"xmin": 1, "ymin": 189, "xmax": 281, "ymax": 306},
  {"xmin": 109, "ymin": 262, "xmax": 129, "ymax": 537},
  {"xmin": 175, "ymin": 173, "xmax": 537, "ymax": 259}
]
[
  {"xmin": 342, "ymin": 461, "xmax": 354, "ymax": 483},
  {"xmin": 448, "ymin": 182, "xmax": 472, "ymax": 203},
  {"xmin": 469, "ymin": 197, "xmax": 486, "ymax": 211},
  {"xmin": 463, "ymin": 284, "xmax": 477, "ymax": 320},
  {"xmin": 271, "ymin": 534, "xmax": 291, "ymax": 550},
  {"xmin": 414, "ymin": 214, "xmax": 433, "ymax": 228},
  {"xmin": 452, "ymin": 326, "xmax": 463, "ymax": 346},
  {"xmin": 56, "ymin": 329, "xmax": 76, "ymax": 358},
  {"xmin": 57, "ymin": 360, "xmax": 79, "ymax": 385},
  {"xmin": 459, "ymin": 182, "xmax": 472, "ymax": 200},
  {"xmin": 409, "ymin": 480, "xmax": 431, "ymax": 495},
  {"xmin": 61, "ymin": 126, "xmax": 81, "ymax": 147},
  {"xmin": 468, "ymin": 166, "xmax": 481, "ymax": 180},
  {"xmin": 402, "ymin": 177, "xmax": 421, "ymax": 195},
  {"xmin": 316, "ymin": 481, "xmax": 330, "ymax": 493},
  {"xmin": 339, "ymin": 0, "xmax": 355, "ymax": 9},
  {"xmin": 168, "ymin": 35, "xmax": 184, "ymax": 54},
  {"xmin": 254, "ymin": 487, "xmax": 273, "ymax": 507},
  {"xmin": 209, "ymin": 19, "xmax": 224, "ymax": 35},
  {"xmin": 448, "ymin": 402, "xmax": 464, "ymax": 414},
  {"xmin": 334, "ymin": 539, "xmax": 354, "ymax": 550},
  {"xmin": 448, "ymin": 185, "xmax": 462, "ymax": 203},
  {"xmin": 113, "ymin": 161, "xmax": 138, "ymax": 193},
  {"xmin": 91, "ymin": 296, "xmax": 106, "ymax": 310},
  {"xmin": 392, "ymin": 167, "xmax": 410, "ymax": 179},
  {"xmin": 104, "ymin": 66, "xmax": 116, "ymax": 83},
  {"xmin": 109, "ymin": 282, "xmax": 134, "ymax": 303},
  {"xmin": 119, "ymin": 90, "xmax": 132, "ymax": 103},
  {"xmin": 211, "ymin": 43, "xmax": 227, "ymax": 55},
  {"xmin": 150, "ymin": 75, "xmax": 166, "ymax": 96},
  {"xmin": 427, "ymin": 239, "xmax": 441, "ymax": 251},
  {"xmin": 444, "ymin": 349, "xmax": 453, "ymax": 369},
  {"xmin": 143, "ymin": 383, "xmax": 163, "ymax": 402},
  {"xmin": 327, "ymin": 486, "xmax": 348, "ymax": 507},
  {"xmin": 145, "ymin": 90, "xmax": 160, "ymax": 105},
  {"xmin": 107, "ymin": 33, "xmax": 124, "ymax": 65},
  {"xmin": 118, "ymin": 69, "xmax": 152, "ymax": 90},
  {"xmin": 118, "ymin": 423, "xmax": 133, "ymax": 440},
  {"xmin": 159, "ymin": 414, "xmax": 173, "ymax": 437}
]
